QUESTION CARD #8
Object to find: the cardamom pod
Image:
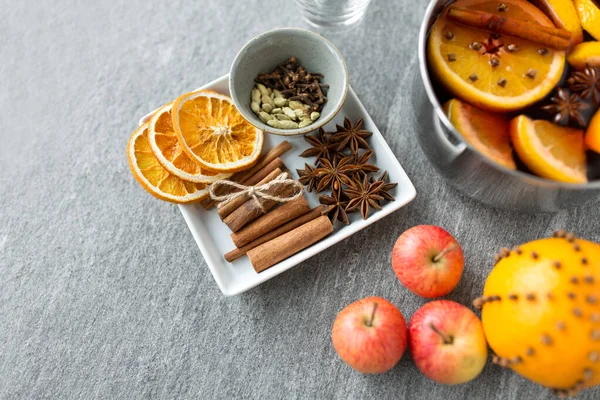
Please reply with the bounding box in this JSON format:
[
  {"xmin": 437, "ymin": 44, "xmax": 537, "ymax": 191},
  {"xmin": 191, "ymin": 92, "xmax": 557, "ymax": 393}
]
[
  {"xmin": 277, "ymin": 120, "xmax": 299, "ymax": 129},
  {"xmin": 310, "ymin": 112, "xmax": 320, "ymax": 121},
  {"xmin": 251, "ymin": 101, "xmax": 261, "ymax": 114},
  {"xmin": 269, "ymin": 92, "xmax": 275, "ymax": 100},
  {"xmin": 261, "ymin": 95, "xmax": 275, "ymax": 108},
  {"xmin": 262, "ymin": 103, "xmax": 273, "ymax": 113},
  {"xmin": 267, "ymin": 87, "xmax": 273, "ymax": 96},
  {"xmin": 256, "ymin": 84, "xmax": 269, "ymax": 97},
  {"xmin": 288, "ymin": 100, "xmax": 303, "ymax": 110},
  {"xmin": 271, "ymin": 108, "xmax": 282, "ymax": 114},
  {"xmin": 294, "ymin": 109, "xmax": 305, "ymax": 118},
  {"xmin": 275, "ymin": 114, "xmax": 292, "ymax": 121},
  {"xmin": 251, "ymin": 88, "xmax": 261, "ymax": 103},
  {"xmin": 267, "ymin": 119, "xmax": 283, "ymax": 129},
  {"xmin": 258, "ymin": 111, "xmax": 274, "ymax": 123},
  {"xmin": 298, "ymin": 119, "xmax": 313, "ymax": 128},
  {"xmin": 273, "ymin": 97, "xmax": 287, "ymax": 107},
  {"xmin": 273, "ymin": 90, "xmax": 283, "ymax": 98},
  {"xmin": 282, "ymin": 107, "xmax": 297, "ymax": 119}
]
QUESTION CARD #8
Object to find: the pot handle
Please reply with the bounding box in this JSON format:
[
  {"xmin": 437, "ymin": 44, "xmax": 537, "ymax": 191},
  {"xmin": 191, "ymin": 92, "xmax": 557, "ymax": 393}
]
[{"xmin": 433, "ymin": 112, "xmax": 467, "ymax": 159}]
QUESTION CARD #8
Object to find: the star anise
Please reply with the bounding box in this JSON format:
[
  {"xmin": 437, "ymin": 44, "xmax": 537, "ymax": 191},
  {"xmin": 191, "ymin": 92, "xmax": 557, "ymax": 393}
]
[
  {"xmin": 314, "ymin": 156, "xmax": 361, "ymax": 194},
  {"xmin": 344, "ymin": 175, "xmax": 385, "ymax": 220},
  {"xmin": 353, "ymin": 150, "xmax": 380, "ymax": 179},
  {"xmin": 370, "ymin": 171, "xmax": 397, "ymax": 202},
  {"xmin": 568, "ymin": 66, "xmax": 600, "ymax": 105},
  {"xmin": 299, "ymin": 128, "xmax": 337, "ymax": 161},
  {"xmin": 541, "ymin": 88, "xmax": 589, "ymax": 128},
  {"xmin": 330, "ymin": 117, "xmax": 373, "ymax": 153},
  {"xmin": 319, "ymin": 190, "xmax": 351, "ymax": 225},
  {"xmin": 296, "ymin": 163, "xmax": 320, "ymax": 192},
  {"xmin": 327, "ymin": 147, "xmax": 350, "ymax": 165}
]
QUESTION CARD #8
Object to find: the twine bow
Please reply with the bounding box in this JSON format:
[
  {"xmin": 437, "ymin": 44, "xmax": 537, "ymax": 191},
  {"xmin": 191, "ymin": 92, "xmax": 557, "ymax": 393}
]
[{"xmin": 209, "ymin": 172, "xmax": 304, "ymax": 212}]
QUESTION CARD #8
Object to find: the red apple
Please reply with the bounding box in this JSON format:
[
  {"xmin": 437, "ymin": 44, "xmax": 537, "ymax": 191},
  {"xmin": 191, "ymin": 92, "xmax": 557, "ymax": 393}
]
[
  {"xmin": 332, "ymin": 296, "xmax": 407, "ymax": 374},
  {"xmin": 392, "ymin": 225, "xmax": 464, "ymax": 298},
  {"xmin": 409, "ymin": 300, "xmax": 487, "ymax": 384}
]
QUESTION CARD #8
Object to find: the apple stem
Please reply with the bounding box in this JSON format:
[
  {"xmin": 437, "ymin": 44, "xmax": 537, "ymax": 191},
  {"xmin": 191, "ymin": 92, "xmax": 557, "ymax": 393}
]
[
  {"xmin": 432, "ymin": 243, "xmax": 458, "ymax": 263},
  {"xmin": 429, "ymin": 323, "xmax": 454, "ymax": 345},
  {"xmin": 366, "ymin": 302, "xmax": 379, "ymax": 327}
]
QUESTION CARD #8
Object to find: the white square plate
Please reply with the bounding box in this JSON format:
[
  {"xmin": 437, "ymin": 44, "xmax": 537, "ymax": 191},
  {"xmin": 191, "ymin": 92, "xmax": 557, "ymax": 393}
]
[{"xmin": 140, "ymin": 74, "xmax": 416, "ymax": 295}]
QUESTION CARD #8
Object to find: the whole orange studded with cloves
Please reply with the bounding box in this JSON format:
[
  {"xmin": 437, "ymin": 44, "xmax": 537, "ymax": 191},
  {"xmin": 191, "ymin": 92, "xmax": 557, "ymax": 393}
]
[{"xmin": 474, "ymin": 231, "xmax": 600, "ymax": 398}]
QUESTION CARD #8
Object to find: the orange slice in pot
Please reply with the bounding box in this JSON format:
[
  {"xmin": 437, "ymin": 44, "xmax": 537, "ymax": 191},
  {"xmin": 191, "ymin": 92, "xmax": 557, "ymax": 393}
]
[
  {"xmin": 509, "ymin": 115, "xmax": 587, "ymax": 183},
  {"xmin": 444, "ymin": 98, "xmax": 516, "ymax": 169},
  {"xmin": 428, "ymin": 0, "xmax": 566, "ymax": 112},
  {"xmin": 148, "ymin": 102, "xmax": 231, "ymax": 183},
  {"xmin": 531, "ymin": 0, "xmax": 583, "ymax": 44},
  {"xmin": 567, "ymin": 41, "xmax": 600, "ymax": 70},
  {"xmin": 127, "ymin": 123, "xmax": 210, "ymax": 203},
  {"xmin": 574, "ymin": 0, "xmax": 600, "ymax": 41},
  {"xmin": 586, "ymin": 109, "xmax": 600, "ymax": 153},
  {"xmin": 172, "ymin": 90, "xmax": 263, "ymax": 173}
]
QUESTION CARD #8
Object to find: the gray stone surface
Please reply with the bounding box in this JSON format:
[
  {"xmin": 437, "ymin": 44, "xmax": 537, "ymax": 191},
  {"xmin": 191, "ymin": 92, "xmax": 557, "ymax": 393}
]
[{"xmin": 1, "ymin": 0, "xmax": 599, "ymax": 399}]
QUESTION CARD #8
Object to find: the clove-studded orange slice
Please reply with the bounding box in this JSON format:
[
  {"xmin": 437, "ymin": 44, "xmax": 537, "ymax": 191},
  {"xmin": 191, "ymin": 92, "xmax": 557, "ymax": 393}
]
[
  {"xmin": 428, "ymin": 0, "xmax": 566, "ymax": 112},
  {"xmin": 127, "ymin": 122, "xmax": 210, "ymax": 203},
  {"xmin": 148, "ymin": 102, "xmax": 231, "ymax": 183}
]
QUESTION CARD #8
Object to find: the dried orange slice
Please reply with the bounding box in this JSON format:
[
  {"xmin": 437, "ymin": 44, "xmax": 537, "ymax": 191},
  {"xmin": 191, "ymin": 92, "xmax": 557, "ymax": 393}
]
[
  {"xmin": 531, "ymin": 0, "xmax": 584, "ymax": 44},
  {"xmin": 567, "ymin": 41, "xmax": 600, "ymax": 70},
  {"xmin": 444, "ymin": 98, "xmax": 516, "ymax": 170},
  {"xmin": 428, "ymin": 0, "xmax": 566, "ymax": 112},
  {"xmin": 574, "ymin": 0, "xmax": 600, "ymax": 41},
  {"xmin": 127, "ymin": 123, "xmax": 210, "ymax": 203},
  {"xmin": 586, "ymin": 109, "xmax": 600, "ymax": 153},
  {"xmin": 172, "ymin": 90, "xmax": 263, "ymax": 173},
  {"xmin": 509, "ymin": 115, "xmax": 587, "ymax": 183},
  {"xmin": 148, "ymin": 102, "xmax": 231, "ymax": 183}
]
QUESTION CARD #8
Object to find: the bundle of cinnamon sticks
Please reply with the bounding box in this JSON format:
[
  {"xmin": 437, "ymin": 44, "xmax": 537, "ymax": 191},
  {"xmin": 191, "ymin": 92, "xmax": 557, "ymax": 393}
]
[{"xmin": 206, "ymin": 141, "xmax": 333, "ymax": 273}]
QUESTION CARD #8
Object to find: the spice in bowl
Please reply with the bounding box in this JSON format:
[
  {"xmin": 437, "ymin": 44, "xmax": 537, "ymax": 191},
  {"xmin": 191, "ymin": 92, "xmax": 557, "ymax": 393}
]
[{"xmin": 250, "ymin": 57, "xmax": 328, "ymax": 130}]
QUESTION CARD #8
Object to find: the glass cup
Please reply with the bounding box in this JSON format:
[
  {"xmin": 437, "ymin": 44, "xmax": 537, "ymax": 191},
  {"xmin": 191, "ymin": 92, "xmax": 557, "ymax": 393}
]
[{"xmin": 295, "ymin": 0, "xmax": 372, "ymax": 28}]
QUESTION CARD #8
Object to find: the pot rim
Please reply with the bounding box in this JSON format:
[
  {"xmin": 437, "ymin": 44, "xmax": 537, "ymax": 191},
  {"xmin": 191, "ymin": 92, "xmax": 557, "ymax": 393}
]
[{"xmin": 417, "ymin": 0, "xmax": 600, "ymax": 190}]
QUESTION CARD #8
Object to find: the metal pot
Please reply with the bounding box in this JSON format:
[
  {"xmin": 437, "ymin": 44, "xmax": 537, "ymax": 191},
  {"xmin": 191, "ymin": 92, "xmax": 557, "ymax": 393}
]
[{"xmin": 413, "ymin": 0, "xmax": 600, "ymax": 212}]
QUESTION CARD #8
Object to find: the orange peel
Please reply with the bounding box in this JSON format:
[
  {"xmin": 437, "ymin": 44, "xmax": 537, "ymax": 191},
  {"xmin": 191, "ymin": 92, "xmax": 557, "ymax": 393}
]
[
  {"xmin": 574, "ymin": 0, "xmax": 600, "ymax": 41},
  {"xmin": 567, "ymin": 41, "xmax": 600, "ymax": 70},
  {"xmin": 509, "ymin": 115, "xmax": 587, "ymax": 184},
  {"xmin": 585, "ymin": 109, "xmax": 600, "ymax": 153},
  {"xmin": 444, "ymin": 98, "xmax": 516, "ymax": 170}
]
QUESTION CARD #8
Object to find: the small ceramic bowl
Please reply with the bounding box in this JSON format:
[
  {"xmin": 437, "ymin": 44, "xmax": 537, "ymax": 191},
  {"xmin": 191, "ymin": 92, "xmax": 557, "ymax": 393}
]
[{"xmin": 229, "ymin": 28, "xmax": 349, "ymax": 136}]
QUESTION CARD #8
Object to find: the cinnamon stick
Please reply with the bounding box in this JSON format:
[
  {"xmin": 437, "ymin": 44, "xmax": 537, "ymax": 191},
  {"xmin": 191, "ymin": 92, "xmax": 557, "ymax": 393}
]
[
  {"xmin": 231, "ymin": 196, "xmax": 310, "ymax": 248},
  {"xmin": 217, "ymin": 159, "xmax": 285, "ymax": 220},
  {"xmin": 247, "ymin": 215, "xmax": 333, "ymax": 273},
  {"xmin": 242, "ymin": 157, "xmax": 285, "ymax": 186},
  {"xmin": 223, "ymin": 175, "xmax": 300, "ymax": 232},
  {"xmin": 203, "ymin": 141, "xmax": 292, "ymax": 209},
  {"xmin": 224, "ymin": 205, "xmax": 326, "ymax": 262},
  {"xmin": 447, "ymin": 6, "xmax": 572, "ymax": 50}
]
